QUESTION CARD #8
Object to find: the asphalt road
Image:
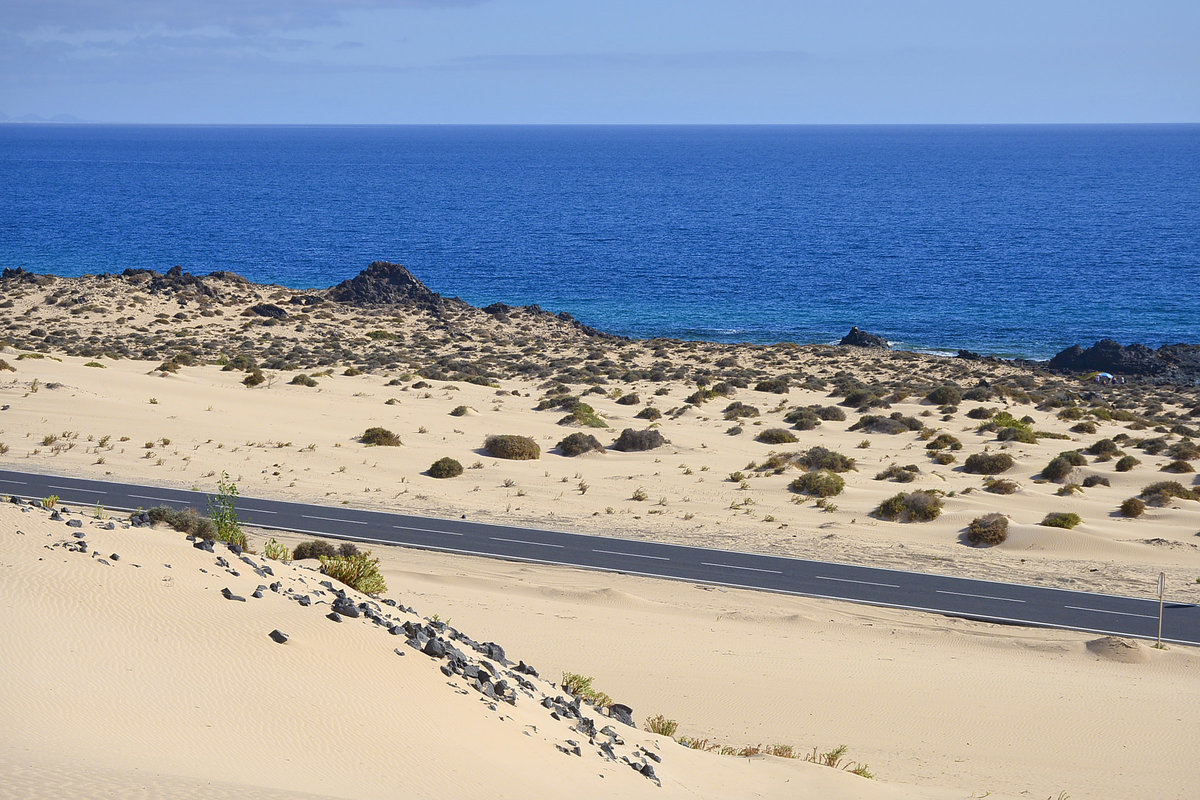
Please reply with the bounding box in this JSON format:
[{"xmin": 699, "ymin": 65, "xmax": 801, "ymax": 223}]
[{"xmin": 3, "ymin": 466, "xmax": 1197, "ymax": 646}]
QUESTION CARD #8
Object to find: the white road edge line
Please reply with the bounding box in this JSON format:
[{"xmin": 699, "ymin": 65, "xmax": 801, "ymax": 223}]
[
  {"xmin": 937, "ymin": 590, "xmax": 1026, "ymax": 603},
  {"xmin": 50, "ymin": 485, "xmax": 106, "ymax": 494},
  {"xmin": 490, "ymin": 536, "xmax": 564, "ymax": 548},
  {"xmin": 130, "ymin": 494, "xmax": 191, "ymax": 503},
  {"xmin": 702, "ymin": 562, "xmax": 782, "ymax": 574},
  {"xmin": 817, "ymin": 575, "xmax": 900, "ymax": 589},
  {"xmin": 394, "ymin": 525, "xmax": 463, "ymax": 536},
  {"xmin": 1064, "ymin": 605, "xmax": 1157, "ymax": 620},
  {"xmin": 301, "ymin": 514, "xmax": 368, "ymax": 525},
  {"xmin": 592, "ymin": 549, "xmax": 670, "ymax": 561},
  {"xmin": 0, "ymin": 479, "xmax": 28, "ymax": 485}
]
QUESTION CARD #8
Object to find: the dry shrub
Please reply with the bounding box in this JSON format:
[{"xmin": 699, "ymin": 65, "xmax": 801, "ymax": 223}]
[
  {"xmin": 611, "ymin": 428, "xmax": 666, "ymax": 452},
  {"xmin": 966, "ymin": 513, "xmax": 1009, "ymax": 546},
  {"xmin": 484, "ymin": 434, "xmax": 541, "ymax": 460},
  {"xmin": 963, "ymin": 452, "xmax": 1014, "ymax": 475},
  {"xmin": 361, "ymin": 426, "xmax": 402, "ymax": 446}
]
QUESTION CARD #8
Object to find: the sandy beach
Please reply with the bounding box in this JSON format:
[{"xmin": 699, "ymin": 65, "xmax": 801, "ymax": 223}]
[{"xmin": 2, "ymin": 265, "xmax": 1199, "ymax": 798}]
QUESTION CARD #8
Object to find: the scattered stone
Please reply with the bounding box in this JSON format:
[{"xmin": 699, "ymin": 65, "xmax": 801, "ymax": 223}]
[
  {"xmin": 220, "ymin": 588, "xmax": 246, "ymax": 602},
  {"xmin": 839, "ymin": 326, "xmax": 889, "ymax": 348},
  {"xmin": 326, "ymin": 612, "xmax": 342, "ymax": 623},
  {"xmin": 331, "ymin": 595, "xmax": 361, "ymax": 618},
  {"xmin": 109, "ymin": 553, "xmax": 119, "ymax": 561},
  {"xmin": 192, "ymin": 539, "xmax": 215, "ymax": 552},
  {"xmin": 65, "ymin": 518, "xmax": 82, "ymax": 528},
  {"xmin": 268, "ymin": 629, "xmax": 289, "ymax": 644},
  {"xmin": 608, "ymin": 704, "xmax": 635, "ymax": 728}
]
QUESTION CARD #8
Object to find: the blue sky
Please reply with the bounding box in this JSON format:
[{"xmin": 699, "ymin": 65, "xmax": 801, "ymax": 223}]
[{"xmin": 2, "ymin": 0, "xmax": 1197, "ymax": 123}]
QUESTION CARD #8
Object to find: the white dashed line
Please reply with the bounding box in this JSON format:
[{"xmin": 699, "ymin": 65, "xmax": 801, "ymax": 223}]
[
  {"xmin": 490, "ymin": 537, "xmax": 564, "ymax": 548},
  {"xmin": 1065, "ymin": 605, "xmax": 1157, "ymax": 620},
  {"xmin": 702, "ymin": 562, "xmax": 782, "ymax": 574},
  {"xmin": 301, "ymin": 514, "xmax": 367, "ymax": 525},
  {"xmin": 50, "ymin": 485, "xmax": 106, "ymax": 494},
  {"xmin": 816, "ymin": 575, "xmax": 900, "ymax": 589},
  {"xmin": 394, "ymin": 525, "xmax": 463, "ymax": 536},
  {"xmin": 592, "ymin": 549, "xmax": 670, "ymax": 561},
  {"xmin": 937, "ymin": 589, "xmax": 1026, "ymax": 603}
]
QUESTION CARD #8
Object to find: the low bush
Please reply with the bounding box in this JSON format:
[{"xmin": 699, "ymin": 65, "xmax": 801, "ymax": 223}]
[
  {"xmin": 756, "ymin": 428, "xmax": 798, "ymax": 445},
  {"xmin": 789, "ymin": 470, "xmax": 845, "ymax": 498},
  {"xmin": 785, "ymin": 407, "xmax": 820, "ymax": 430},
  {"xmin": 361, "ymin": 426, "xmax": 402, "ymax": 447},
  {"xmin": 984, "ymin": 478, "xmax": 1020, "ymax": 494},
  {"xmin": 289, "ymin": 373, "xmax": 318, "ymax": 387},
  {"xmin": 635, "ymin": 406, "xmax": 662, "ymax": 421},
  {"xmin": 558, "ymin": 432, "xmax": 606, "ymax": 457},
  {"xmin": 925, "ymin": 385, "xmax": 962, "ymax": 406},
  {"xmin": 449, "ymin": 405, "xmax": 470, "ymax": 417},
  {"xmin": 817, "ymin": 405, "xmax": 847, "ymax": 421},
  {"xmin": 145, "ymin": 506, "xmax": 217, "ymax": 539},
  {"xmin": 558, "ymin": 402, "xmax": 607, "ymax": 428},
  {"xmin": 755, "ymin": 377, "xmax": 789, "ymax": 394},
  {"xmin": 1087, "ymin": 438, "xmax": 1120, "ymax": 457},
  {"xmin": 875, "ymin": 490, "xmax": 943, "ymax": 522},
  {"xmin": 1041, "ymin": 512, "xmax": 1082, "ymax": 529},
  {"xmin": 611, "ymin": 428, "xmax": 666, "ymax": 452},
  {"xmin": 263, "ymin": 538, "xmax": 291, "ymax": 562},
  {"xmin": 429, "ymin": 456, "xmax": 464, "ymax": 478},
  {"xmin": 796, "ymin": 446, "xmax": 856, "ymax": 473},
  {"xmin": 293, "ymin": 539, "xmax": 359, "ymax": 560},
  {"xmin": 1081, "ymin": 474, "xmax": 1110, "ymax": 488},
  {"xmin": 966, "ymin": 406, "xmax": 996, "ymax": 420},
  {"xmin": 1119, "ymin": 497, "xmax": 1146, "ymax": 518},
  {"xmin": 242, "ymin": 369, "xmax": 265, "ymax": 387},
  {"xmin": 724, "ymin": 401, "xmax": 760, "ymax": 420},
  {"xmin": 1071, "ymin": 421, "xmax": 1098, "ymax": 434},
  {"xmin": 849, "ymin": 413, "xmax": 922, "ymax": 435},
  {"xmin": 930, "ymin": 452, "xmax": 956, "ymax": 465},
  {"xmin": 484, "ymin": 434, "xmax": 541, "ymax": 460},
  {"xmin": 964, "ymin": 452, "xmax": 1015, "ymax": 475},
  {"xmin": 1140, "ymin": 481, "xmax": 1199, "ymax": 504},
  {"xmin": 561, "ymin": 673, "xmax": 612, "ymax": 707},
  {"xmin": 875, "ymin": 464, "xmax": 918, "ymax": 483},
  {"xmin": 966, "ymin": 513, "xmax": 1009, "ymax": 546},
  {"xmin": 996, "ymin": 426, "xmax": 1038, "ymax": 444},
  {"xmin": 1115, "ymin": 455, "xmax": 1141, "ymax": 472},
  {"xmin": 1162, "ymin": 459, "xmax": 1195, "ymax": 473},
  {"xmin": 645, "ymin": 715, "xmax": 679, "ymax": 737},
  {"xmin": 925, "ymin": 433, "xmax": 962, "ymax": 451},
  {"xmin": 320, "ymin": 550, "xmax": 387, "ymax": 594},
  {"xmin": 1042, "ymin": 452, "xmax": 1086, "ymax": 482}
]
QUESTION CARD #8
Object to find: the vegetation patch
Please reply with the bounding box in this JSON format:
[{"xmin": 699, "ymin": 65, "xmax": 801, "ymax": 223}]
[
  {"xmin": 788, "ymin": 470, "xmax": 845, "ymax": 498},
  {"xmin": 320, "ymin": 550, "xmax": 387, "ymax": 594},
  {"xmin": 561, "ymin": 673, "xmax": 612, "ymax": 708},
  {"xmin": 289, "ymin": 373, "xmax": 318, "ymax": 387},
  {"xmin": 484, "ymin": 434, "xmax": 541, "ymax": 460},
  {"xmin": 611, "ymin": 428, "xmax": 666, "ymax": 452},
  {"xmin": 1041, "ymin": 512, "xmax": 1082, "ymax": 529},
  {"xmin": 755, "ymin": 428, "xmax": 798, "ymax": 445},
  {"xmin": 875, "ymin": 490, "xmax": 944, "ymax": 522},
  {"xmin": 875, "ymin": 464, "xmax": 919, "ymax": 483},
  {"xmin": 966, "ymin": 513, "xmax": 1009, "ymax": 546},
  {"xmin": 1140, "ymin": 481, "xmax": 1199, "ymax": 505},
  {"xmin": 361, "ymin": 426, "xmax": 402, "ymax": 447},
  {"xmin": 796, "ymin": 446, "xmax": 856, "ymax": 472},
  {"xmin": 428, "ymin": 457, "xmax": 464, "ymax": 478},
  {"xmin": 1119, "ymin": 497, "xmax": 1146, "ymax": 518},
  {"xmin": 963, "ymin": 452, "xmax": 1014, "ymax": 475},
  {"xmin": 557, "ymin": 432, "xmax": 606, "ymax": 457}
]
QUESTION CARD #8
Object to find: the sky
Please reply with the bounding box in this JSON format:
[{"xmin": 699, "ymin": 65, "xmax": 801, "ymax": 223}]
[{"xmin": 1, "ymin": 0, "xmax": 1198, "ymax": 124}]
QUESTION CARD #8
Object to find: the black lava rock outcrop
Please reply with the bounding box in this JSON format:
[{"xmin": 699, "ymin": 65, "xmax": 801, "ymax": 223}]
[
  {"xmin": 325, "ymin": 261, "xmax": 459, "ymax": 311},
  {"xmin": 1049, "ymin": 339, "xmax": 1200, "ymax": 381},
  {"xmin": 839, "ymin": 327, "xmax": 889, "ymax": 349}
]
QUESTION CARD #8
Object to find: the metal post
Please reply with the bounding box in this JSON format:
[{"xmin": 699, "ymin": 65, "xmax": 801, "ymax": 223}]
[{"xmin": 1157, "ymin": 572, "xmax": 1165, "ymax": 648}]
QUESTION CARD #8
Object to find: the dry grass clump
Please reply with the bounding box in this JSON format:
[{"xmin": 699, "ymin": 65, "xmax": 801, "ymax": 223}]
[
  {"xmin": 484, "ymin": 434, "xmax": 541, "ymax": 460},
  {"xmin": 428, "ymin": 456, "xmax": 464, "ymax": 478},
  {"xmin": 983, "ymin": 477, "xmax": 1020, "ymax": 494},
  {"xmin": 1161, "ymin": 459, "xmax": 1195, "ymax": 473},
  {"xmin": 875, "ymin": 490, "xmax": 943, "ymax": 522},
  {"xmin": 289, "ymin": 373, "xmax": 318, "ymax": 387},
  {"xmin": 788, "ymin": 470, "xmax": 845, "ymax": 498},
  {"xmin": 963, "ymin": 452, "xmax": 1014, "ymax": 475},
  {"xmin": 146, "ymin": 506, "xmax": 217, "ymax": 539},
  {"xmin": 361, "ymin": 426, "xmax": 402, "ymax": 447},
  {"xmin": 1041, "ymin": 511, "xmax": 1082, "ymax": 529},
  {"xmin": 1081, "ymin": 474, "xmax": 1110, "ymax": 488},
  {"xmin": 557, "ymin": 432, "xmax": 605, "ymax": 457},
  {"xmin": 644, "ymin": 714, "xmax": 678, "ymax": 737},
  {"xmin": 796, "ymin": 446, "xmax": 856, "ymax": 472},
  {"xmin": 966, "ymin": 513, "xmax": 1009, "ymax": 546},
  {"xmin": 320, "ymin": 550, "xmax": 387, "ymax": 594},
  {"xmin": 263, "ymin": 537, "xmax": 291, "ymax": 562},
  {"xmin": 875, "ymin": 464, "xmax": 918, "ymax": 483},
  {"xmin": 1119, "ymin": 497, "xmax": 1147, "ymax": 518},
  {"xmin": 756, "ymin": 428, "xmax": 798, "ymax": 445},
  {"xmin": 449, "ymin": 404, "xmax": 470, "ymax": 416},
  {"xmin": 611, "ymin": 428, "xmax": 665, "ymax": 452},
  {"xmin": 560, "ymin": 673, "xmax": 612, "ymax": 707}
]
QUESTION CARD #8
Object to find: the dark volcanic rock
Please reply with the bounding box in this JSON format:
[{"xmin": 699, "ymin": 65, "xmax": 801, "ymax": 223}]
[
  {"xmin": 122, "ymin": 265, "xmax": 221, "ymax": 298},
  {"xmin": 268, "ymin": 629, "xmax": 289, "ymax": 644},
  {"xmin": 325, "ymin": 261, "xmax": 459, "ymax": 311},
  {"xmin": 839, "ymin": 326, "xmax": 889, "ymax": 349},
  {"xmin": 608, "ymin": 703, "xmax": 635, "ymax": 727},
  {"xmin": 1049, "ymin": 339, "xmax": 1200, "ymax": 381},
  {"xmin": 244, "ymin": 303, "xmax": 288, "ymax": 319}
]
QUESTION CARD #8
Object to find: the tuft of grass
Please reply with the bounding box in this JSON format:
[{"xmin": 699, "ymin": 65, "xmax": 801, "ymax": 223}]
[
  {"xmin": 319, "ymin": 550, "xmax": 387, "ymax": 594},
  {"xmin": 41, "ymin": 495, "xmax": 59, "ymax": 509},
  {"xmin": 644, "ymin": 714, "xmax": 679, "ymax": 737},
  {"xmin": 263, "ymin": 538, "xmax": 292, "ymax": 563},
  {"xmin": 560, "ymin": 672, "xmax": 612, "ymax": 707}
]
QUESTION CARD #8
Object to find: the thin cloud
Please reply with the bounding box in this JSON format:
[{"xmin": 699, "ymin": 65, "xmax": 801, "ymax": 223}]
[
  {"xmin": 1, "ymin": 0, "xmax": 490, "ymax": 34},
  {"xmin": 450, "ymin": 50, "xmax": 811, "ymax": 71}
]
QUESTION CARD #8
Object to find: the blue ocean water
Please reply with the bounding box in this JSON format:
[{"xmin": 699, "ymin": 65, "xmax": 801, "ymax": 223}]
[{"xmin": 2, "ymin": 124, "xmax": 1197, "ymax": 359}]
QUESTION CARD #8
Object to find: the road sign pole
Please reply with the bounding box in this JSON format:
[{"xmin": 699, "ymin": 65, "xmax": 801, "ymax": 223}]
[{"xmin": 1157, "ymin": 572, "xmax": 1165, "ymax": 648}]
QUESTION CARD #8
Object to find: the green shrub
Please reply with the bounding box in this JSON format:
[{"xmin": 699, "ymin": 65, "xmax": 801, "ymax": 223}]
[
  {"xmin": 724, "ymin": 401, "xmax": 760, "ymax": 420},
  {"xmin": 343, "ymin": 366, "xmax": 363, "ymax": 376},
  {"xmin": 925, "ymin": 385, "xmax": 962, "ymax": 406},
  {"xmin": 558, "ymin": 402, "xmax": 607, "ymax": 428},
  {"xmin": 242, "ymin": 369, "xmax": 265, "ymax": 387},
  {"xmin": 1081, "ymin": 474, "xmax": 1110, "ymax": 488},
  {"xmin": 1161, "ymin": 459, "xmax": 1195, "ymax": 473},
  {"xmin": 361, "ymin": 426, "xmax": 402, "ymax": 446},
  {"xmin": 635, "ymin": 406, "xmax": 662, "ymax": 421},
  {"xmin": 429, "ymin": 457, "xmax": 464, "ymax": 478},
  {"xmin": 966, "ymin": 406, "xmax": 996, "ymax": 420},
  {"xmin": 557, "ymin": 432, "xmax": 605, "ymax": 457},
  {"xmin": 925, "ymin": 433, "xmax": 962, "ymax": 451},
  {"xmin": 875, "ymin": 464, "xmax": 918, "ymax": 483},
  {"xmin": 984, "ymin": 478, "xmax": 1019, "ymax": 494},
  {"xmin": 849, "ymin": 413, "xmax": 922, "ymax": 435},
  {"xmin": 930, "ymin": 451, "xmax": 956, "ymax": 465},
  {"xmin": 320, "ymin": 550, "xmax": 387, "ymax": 594},
  {"xmin": 875, "ymin": 490, "xmax": 943, "ymax": 522},
  {"xmin": 966, "ymin": 513, "xmax": 1009, "ymax": 546},
  {"xmin": 1042, "ymin": 452, "xmax": 1086, "ymax": 482},
  {"xmin": 756, "ymin": 428, "xmax": 798, "ymax": 445},
  {"xmin": 996, "ymin": 426, "xmax": 1038, "ymax": 444},
  {"xmin": 755, "ymin": 377, "xmax": 789, "ymax": 394},
  {"xmin": 449, "ymin": 405, "xmax": 470, "ymax": 417},
  {"xmin": 796, "ymin": 446, "xmax": 856, "ymax": 473},
  {"xmin": 615, "ymin": 393, "xmax": 640, "ymax": 406},
  {"xmin": 561, "ymin": 673, "xmax": 612, "ymax": 707},
  {"xmin": 645, "ymin": 714, "xmax": 679, "ymax": 737},
  {"xmin": 263, "ymin": 538, "xmax": 291, "ymax": 562},
  {"xmin": 789, "ymin": 470, "xmax": 845, "ymax": 498},
  {"xmin": 1087, "ymin": 438, "xmax": 1120, "ymax": 457},
  {"xmin": 1071, "ymin": 421, "xmax": 1098, "ymax": 434},
  {"xmin": 611, "ymin": 428, "xmax": 665, "ymax": 452},
  {"xmin": 289, "ymin": 373, "xmax": 318, "ymax": 387},
  {"xmin": 1041, "ymin": 512, "xmax": 1082, "ymax": 529},
  {"xmin": 484, "ymin": 434, "xmax": 541, "ymax": 460},
  {"xmin": 1119, "ymin": 497, "xmax": 1146, "ymax": 518},
  {"xmin": 1140, "ymin": 481, "xmax": 1199, "ymax": 505},
  {"xmin": 1115, "ymin": 455, "xmax": 1141, "ymax": 472},
  {"xmin": 817, "ymin": 405, "xmax": 846, "ymax": 421},
  {"xmin": 964, "ymin": 452, "xmax": 1014, "ymax": 475}
]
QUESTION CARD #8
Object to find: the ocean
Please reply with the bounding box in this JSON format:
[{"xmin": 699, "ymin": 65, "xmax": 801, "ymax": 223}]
[{"xmin": 2, "ymin": 124, "xmax": 1197, "ymax": 359}]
